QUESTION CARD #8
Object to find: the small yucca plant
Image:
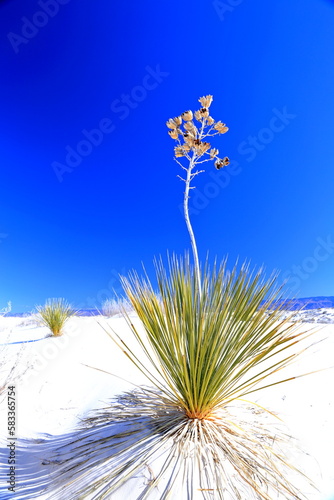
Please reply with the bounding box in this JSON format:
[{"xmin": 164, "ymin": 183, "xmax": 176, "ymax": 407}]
[{"xmin": 36, "ymin": 298, "xmax": 76, "ymax": 336}]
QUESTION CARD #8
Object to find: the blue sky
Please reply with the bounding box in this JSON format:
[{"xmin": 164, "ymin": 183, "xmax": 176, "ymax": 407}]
[{"xmin": 1, "ymin": 0, "xmax": 334, "ymax": 313}]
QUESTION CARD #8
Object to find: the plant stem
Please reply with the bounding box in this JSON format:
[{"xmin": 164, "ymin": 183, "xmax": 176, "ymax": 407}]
[{"xmin": 184, "ymin": 157, "xmax": 202, "ymax": 299}]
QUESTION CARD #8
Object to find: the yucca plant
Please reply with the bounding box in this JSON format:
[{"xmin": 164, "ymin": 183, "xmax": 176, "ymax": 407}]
[
  {"xmin": 105, "ymin": 96, "xmax": 316, "ymax": 498},
  {"xmin": 120, "ymin": 256, "xmax": 311, "ymax": 418},
  {"xmin": 36, "ymin": 298, "xmax": 76, "ymax": 336},
  {"xmin": 18, "ymin": 97, "xmax": 318, "ymax": 499},
  {"xmin": 28, "ymin": 260, "xmax": 316, "ymax": 500}
]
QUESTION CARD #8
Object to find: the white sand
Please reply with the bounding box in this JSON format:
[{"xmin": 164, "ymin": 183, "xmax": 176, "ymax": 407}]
[{"xmin": 0, "ymin": 314, "xmax": 334, "ymax": 499}]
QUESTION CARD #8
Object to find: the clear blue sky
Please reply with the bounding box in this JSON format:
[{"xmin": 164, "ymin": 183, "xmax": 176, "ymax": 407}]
[{"xmin": 1, "ymin": 0, "xmax": 334, "ymax": 313}]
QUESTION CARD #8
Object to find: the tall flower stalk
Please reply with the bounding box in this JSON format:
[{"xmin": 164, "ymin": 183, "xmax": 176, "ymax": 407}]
[{"xmin": 166, "ymin": 95, "xmax": 230, "ymax": 297}]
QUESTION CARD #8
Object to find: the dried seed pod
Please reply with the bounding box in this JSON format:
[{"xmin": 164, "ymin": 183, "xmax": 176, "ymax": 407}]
[
  {"xmin": 198, "ymin": 95, "xmax": 213, "ymax": 108},
  {"xmin": 184, "ymin": 121, "xmax": 195, "ymax": 131},
  {"xmin": 181, "ymin": 110, "xmax": 193, "ymax": 121},
  {"xmin": 174, "ymin": 146, "xmax": 185, "ymax": 157},
  {"xmin": 201, "ymin": 142, "xmax": 211, "ymax": 153},
  {"xmin": 194, "ymin": 110, "xmax": 202, "ymax": 122},
  {"xmin": 207, "ymin": 116, "xmax": 215, "ymax": 126},
  {"xmin": 194, "ymin": 141, "xmax": 211, "ymax": 157},
  {"xmin": 166, "ymin": 118, "xmax": 178, "ymax": 129},
  {"xmin": 210, "ymin": 148, "xmax": 219, "ymax": 158},
  {"xmin": 214, "ymin": 121, "xmax": 229, "ymax": 134},
  {"xmin": 184, "ymin": 122, "xmax": 198, "ymax": 138},
  {"xmin": 168, "ymin": 129, "xmax": 179, "ymax": 140},
  {"xmin": 215, "ymin": 156, "xmax": 230, "ymax": 169},
  {"xmin": 174, "ymin": 116, "xmax": 182, "ymax": 126},
  {"xmin": 183, "ymin": 132, "xmax": 195, "ymax": 144},
  {"xmin": 199, "ymin": 107, "xmax": 209, "ymax": 118}
]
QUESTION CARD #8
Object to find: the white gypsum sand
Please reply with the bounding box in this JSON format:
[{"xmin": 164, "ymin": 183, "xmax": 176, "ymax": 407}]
[{"xmin": 0, "ymin": 313, "xmax": 333, "ymax": 499}]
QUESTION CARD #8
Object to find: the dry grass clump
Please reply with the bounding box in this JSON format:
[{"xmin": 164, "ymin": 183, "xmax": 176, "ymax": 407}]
[{"xmin": 36, "ymin": 298, "xmax": 77, "ymax": 336}]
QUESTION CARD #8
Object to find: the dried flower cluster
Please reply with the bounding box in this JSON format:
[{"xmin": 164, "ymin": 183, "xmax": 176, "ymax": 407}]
[
  {"xmin": 166, "ymin": 95, "xmax": 230, "ymax": 170},
  {"xmin": 166, "ymin": 95, "xmax": 231, "ymax": 296}
]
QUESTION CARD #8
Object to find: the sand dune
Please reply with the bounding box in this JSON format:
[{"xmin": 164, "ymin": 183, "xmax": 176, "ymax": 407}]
[{"xmin": 0, "ymin": 313, "xmax": 333, "ymax": 499}]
